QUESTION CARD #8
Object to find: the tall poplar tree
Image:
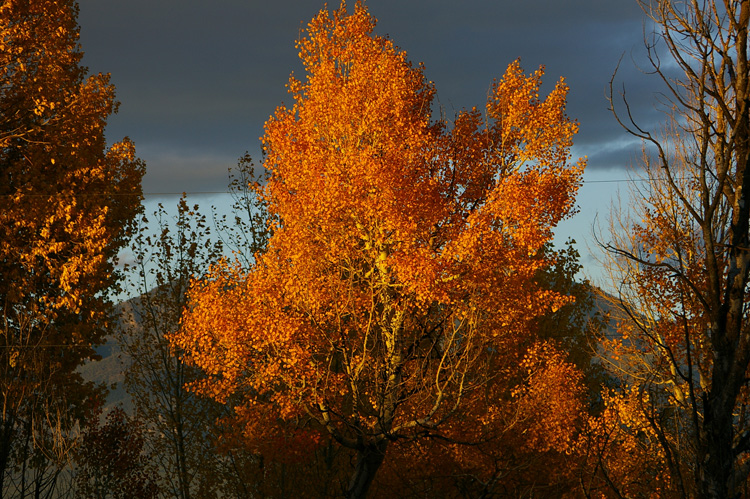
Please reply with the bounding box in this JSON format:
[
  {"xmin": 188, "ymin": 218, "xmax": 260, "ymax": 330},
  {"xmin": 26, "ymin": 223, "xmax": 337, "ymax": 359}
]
[{"xmin": 0, "ymin": 0, "xmax": 144, "ymax": 495}]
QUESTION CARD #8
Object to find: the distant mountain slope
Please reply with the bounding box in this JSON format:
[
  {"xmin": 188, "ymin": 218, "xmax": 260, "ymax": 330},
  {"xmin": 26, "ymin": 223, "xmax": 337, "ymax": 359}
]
[{"xmin": 77, "ymin": 298, "xmax": 138, "ymax": 412}]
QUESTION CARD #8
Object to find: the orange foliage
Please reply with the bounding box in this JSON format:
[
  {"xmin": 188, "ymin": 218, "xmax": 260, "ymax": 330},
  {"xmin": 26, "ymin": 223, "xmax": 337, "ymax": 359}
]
[
  {"xmin": 0, "ymin": 0, "xmax": 144, "ymax": 489},
  {"xmin": 173, "ymin": 1, "xmax": 585, "ymax": 494},
  {"xmin": 0, "ymin": 0, "xmax": 144, "ymax": 327},
  {"xmin": 577, "ymin": 387, "xmax": 687, "ymax": 498}
]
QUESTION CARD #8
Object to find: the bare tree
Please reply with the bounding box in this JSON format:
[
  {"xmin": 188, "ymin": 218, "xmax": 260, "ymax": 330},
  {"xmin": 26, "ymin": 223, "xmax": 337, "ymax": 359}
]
[
  {"xmin": 604, "ymin": 1, "xmax": 750, "ymax": 497},
  {"xmin": 121, "ymin": 156, "xmax": 270, "ymax": 498}
]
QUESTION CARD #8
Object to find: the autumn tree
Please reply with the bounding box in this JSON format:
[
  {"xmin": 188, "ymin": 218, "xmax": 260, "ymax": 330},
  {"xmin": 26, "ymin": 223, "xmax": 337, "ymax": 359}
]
[
  {"xmin": 172, "ymin": 2, "xmax": 585, "ymax": 497},
  {"xmin": 0, "ymin": 0, "xmax": 144, "ymax": 495},
  {"xmin": 599, "ymin": 0, "xmax": 750, "ymax": 497}
]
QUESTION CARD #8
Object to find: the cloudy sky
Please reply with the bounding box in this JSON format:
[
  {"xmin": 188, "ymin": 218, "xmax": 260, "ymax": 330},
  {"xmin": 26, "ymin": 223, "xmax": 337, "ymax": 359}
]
[{"xmin": 76, "ymin": 0, "xmax": 664, "ymax": 282}]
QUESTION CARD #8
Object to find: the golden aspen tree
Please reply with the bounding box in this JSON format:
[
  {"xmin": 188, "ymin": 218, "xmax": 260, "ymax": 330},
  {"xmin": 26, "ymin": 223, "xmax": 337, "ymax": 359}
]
[
  {"xmin": 0, "ymin": 0, "xmax": 144, "ymax": 495},
  {"xmin": 172, "ymin": 2, "xmax": 585, "ymax": 497},
  {"xmin": 598, "ymin": 1, "xmax": 750, "ymax": 497}
]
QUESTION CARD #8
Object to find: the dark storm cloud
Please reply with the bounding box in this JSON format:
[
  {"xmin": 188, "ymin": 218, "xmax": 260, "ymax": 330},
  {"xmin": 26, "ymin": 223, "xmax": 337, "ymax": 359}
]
[{"xmin": 77, "ymin": 0, "xmax": 663, "ymax": 193}]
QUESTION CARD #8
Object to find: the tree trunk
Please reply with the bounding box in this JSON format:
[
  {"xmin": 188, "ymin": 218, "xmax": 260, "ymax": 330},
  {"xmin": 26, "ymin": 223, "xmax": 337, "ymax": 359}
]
[
  {"xmin": 700, "ymin": 386, "xmax": 736, "ymax": 499},
  {"xmin": 346, "ymin": 441, "xmax": 388, "ymax": 499}
]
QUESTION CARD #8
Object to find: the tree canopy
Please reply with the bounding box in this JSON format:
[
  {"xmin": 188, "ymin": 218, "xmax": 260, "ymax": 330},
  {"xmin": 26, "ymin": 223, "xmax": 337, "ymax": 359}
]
[{"xmin": 172, "ymin": 2, "xmax": 586, "ymax": 496}]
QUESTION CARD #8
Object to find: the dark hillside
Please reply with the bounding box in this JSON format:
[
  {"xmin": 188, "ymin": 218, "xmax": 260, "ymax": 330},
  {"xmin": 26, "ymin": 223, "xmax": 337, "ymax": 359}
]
[{"xmin": 77, "ymin": 297, "xmax": 139, "ymax": 412}]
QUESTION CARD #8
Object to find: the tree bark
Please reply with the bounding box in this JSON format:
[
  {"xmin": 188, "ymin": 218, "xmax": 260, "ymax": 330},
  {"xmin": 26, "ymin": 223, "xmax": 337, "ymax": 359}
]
[{"xmin": 346, "ymin": 441, "xmax": 388, "ymax": 499}]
